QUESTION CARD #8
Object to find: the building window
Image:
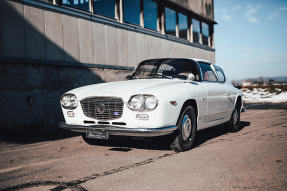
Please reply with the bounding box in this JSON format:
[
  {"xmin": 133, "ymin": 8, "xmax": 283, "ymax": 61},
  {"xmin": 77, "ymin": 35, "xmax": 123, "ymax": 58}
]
[
  {"xmin": 192, "ymin": 19, "xmax": 200, "ymax": 43},
  {"xmin": 165, "ymin": 7, "xmax": 176, "ymax": 36},
  {"xmin": 124, "ymin": 0, "xmax": 141, "ymax": 25},
  {"xmin": 178, "ymin": 13, "xmax": 188, "ymax": 39},
  {"xmin": 202, "ymin": 22, "xmax": 209, "ymax": 46},
  {"xmin": 63, "ymin": 0, "xmax": 89, "ymax": 11},
  {"xmin": 93, "ymin": 0, "xmax": 115, "ymax": 18},
  {"xmin": 143, "ymin": 0, "xmax": 158, "ymax": 31}
]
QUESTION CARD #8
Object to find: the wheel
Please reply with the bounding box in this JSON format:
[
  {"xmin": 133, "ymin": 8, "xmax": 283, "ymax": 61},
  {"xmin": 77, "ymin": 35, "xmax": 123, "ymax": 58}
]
[
  {"xmin": 226, "ymin": 107, "xmax": 240, "ymax": 132},
  {"xmin": 81, "ymin": 133, "xmax": 99, "ymax": 145},
  {"xmin": 170, "ymin": 106, "xmax": 197, "ymax": 152}
]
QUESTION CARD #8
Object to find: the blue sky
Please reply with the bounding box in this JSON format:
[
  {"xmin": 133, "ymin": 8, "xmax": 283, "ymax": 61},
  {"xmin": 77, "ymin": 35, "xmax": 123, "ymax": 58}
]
[{"xmin": 214, "ymin": 0, "xmax": 287, "ymax": 81}]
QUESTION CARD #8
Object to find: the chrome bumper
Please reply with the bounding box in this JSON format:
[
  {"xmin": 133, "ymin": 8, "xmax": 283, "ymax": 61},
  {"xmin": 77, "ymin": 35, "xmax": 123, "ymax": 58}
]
[{"xmin": 59, "ymin": 122, "xmax": 177, "ymax": 137}]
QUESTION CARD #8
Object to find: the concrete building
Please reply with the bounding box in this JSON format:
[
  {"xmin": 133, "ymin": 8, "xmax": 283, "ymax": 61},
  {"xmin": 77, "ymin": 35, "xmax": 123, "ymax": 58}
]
[{"xmin": 0, "ymin": 0, "xmax": 216, "ymax": 135}]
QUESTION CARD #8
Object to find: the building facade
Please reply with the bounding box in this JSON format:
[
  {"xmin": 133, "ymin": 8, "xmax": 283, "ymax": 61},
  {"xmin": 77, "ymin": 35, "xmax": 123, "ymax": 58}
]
[{"xmin": 0, "ymin": 0, "xmax": 216, "ymax": 135}]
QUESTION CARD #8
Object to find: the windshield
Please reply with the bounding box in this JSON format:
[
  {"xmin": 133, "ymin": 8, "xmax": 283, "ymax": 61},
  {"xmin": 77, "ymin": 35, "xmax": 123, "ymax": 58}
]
[{"xmin": 129, "ymin": 59, "xmax": 200, "ymax": 80}]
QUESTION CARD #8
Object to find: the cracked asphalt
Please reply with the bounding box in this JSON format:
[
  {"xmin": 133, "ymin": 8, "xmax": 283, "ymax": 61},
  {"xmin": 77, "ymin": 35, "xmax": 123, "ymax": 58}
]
[{"xmin": 0, "ymin": 103, "xmax": 286, "ymax": 191}]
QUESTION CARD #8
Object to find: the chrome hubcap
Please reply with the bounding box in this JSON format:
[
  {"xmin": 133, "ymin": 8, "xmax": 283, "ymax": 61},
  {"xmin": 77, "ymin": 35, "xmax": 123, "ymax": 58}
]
[{"xmin": 182, "ymin": 114, "xmax": 192, "ymax": 141}]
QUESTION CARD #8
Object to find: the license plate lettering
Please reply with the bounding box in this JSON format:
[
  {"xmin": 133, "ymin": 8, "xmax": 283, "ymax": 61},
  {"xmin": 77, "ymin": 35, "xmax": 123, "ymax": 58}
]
[{"xmin": 86, "ymin": 129, "xmax": 109, "ymax": 140}]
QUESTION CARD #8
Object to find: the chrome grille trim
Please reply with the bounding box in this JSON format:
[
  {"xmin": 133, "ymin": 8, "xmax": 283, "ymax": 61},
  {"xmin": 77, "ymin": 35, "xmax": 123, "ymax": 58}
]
[{"xmin": 80, "ymin": 97, "xmax": 124, "ymax": 120}]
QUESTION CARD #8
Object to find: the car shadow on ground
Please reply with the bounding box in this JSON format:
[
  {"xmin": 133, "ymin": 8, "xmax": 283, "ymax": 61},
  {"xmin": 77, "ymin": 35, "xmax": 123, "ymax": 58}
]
[
  {"xmin": 80, "ymin": 121, "xmax": 251, "ymax": 152},
  {"xmin": 0, "ymin": 121, "xmax": 251, "ymax": 152},
  {"xmin": 193, "ymin": 121, "xmax": 251, "ymax": 148}
]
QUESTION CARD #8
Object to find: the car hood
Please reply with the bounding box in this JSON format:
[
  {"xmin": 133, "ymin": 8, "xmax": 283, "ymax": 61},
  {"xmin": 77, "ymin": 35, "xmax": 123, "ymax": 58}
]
[{"xmin": 68, "ymin": 79, "xmax": 188, "ymax": 101}]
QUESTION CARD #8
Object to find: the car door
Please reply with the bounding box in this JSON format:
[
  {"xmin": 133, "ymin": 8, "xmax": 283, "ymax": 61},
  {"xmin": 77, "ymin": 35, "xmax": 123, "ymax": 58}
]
[
  {"xmin": 198, "ymin": 62, "xmax": 228, "ymax": 123},
  {"xmin": 213, "ymin": 65, "xmax": 232, "ymax": 120}
]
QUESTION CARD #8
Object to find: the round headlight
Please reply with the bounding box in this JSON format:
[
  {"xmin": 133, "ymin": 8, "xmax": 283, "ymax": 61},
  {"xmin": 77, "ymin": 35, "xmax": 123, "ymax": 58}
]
[
  {"xmin": 61, "ymin": 94, "xmax": 78, "ymax": 109},
  {"xmin": 145, "ymin": 96, "xmax": 158, "ymax": 110},
  {"xmin": 61, "ymin": 95, "xmax": 71, "ymax": 108},
  {"xmin": 129, "ymin": 95, "xmax": 143, "ymax": 110},
  {"xmin": 70, "ymin": 95, "xmax": 78, "ymax": 108}
]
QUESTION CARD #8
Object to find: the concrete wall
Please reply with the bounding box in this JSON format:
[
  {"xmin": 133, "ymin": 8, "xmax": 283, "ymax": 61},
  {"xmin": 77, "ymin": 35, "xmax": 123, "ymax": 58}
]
[
  {"xmin": 0, "ymin": 0, "xmax": 215, "ymax": 135},
  {"xmin": 167, "ymin": 0, "xmax": 214, "ymax": 20}
]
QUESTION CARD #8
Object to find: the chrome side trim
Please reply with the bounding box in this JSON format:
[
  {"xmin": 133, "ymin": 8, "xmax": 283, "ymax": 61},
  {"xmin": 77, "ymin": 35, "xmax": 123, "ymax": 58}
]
[{"xmin": 59, "ymin": 122, "xmax": 177, "ymax": 137}]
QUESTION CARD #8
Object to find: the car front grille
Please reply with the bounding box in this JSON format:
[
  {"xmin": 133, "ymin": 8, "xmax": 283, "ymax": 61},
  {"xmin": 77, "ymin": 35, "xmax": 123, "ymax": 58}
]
[{"xmin": 80, "ymin": 97, "xmax": 124, "ymax": 120}]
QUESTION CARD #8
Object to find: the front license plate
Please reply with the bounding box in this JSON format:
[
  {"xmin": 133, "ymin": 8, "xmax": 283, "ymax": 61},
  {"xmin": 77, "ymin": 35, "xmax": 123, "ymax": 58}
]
[{"xmin": 86, "ymin": 129, "xmax": 109, "ymax": 140}]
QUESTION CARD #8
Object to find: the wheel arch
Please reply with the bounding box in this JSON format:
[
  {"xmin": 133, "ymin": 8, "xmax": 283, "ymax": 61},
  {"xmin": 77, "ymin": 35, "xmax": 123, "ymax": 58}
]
[
  {"xmin": 177, "ymin": 99, "xmax": 198, "ymax": 126},
  {"xmin": 235, "ymin": 95, "xmax": 242, "ymax": 111}
]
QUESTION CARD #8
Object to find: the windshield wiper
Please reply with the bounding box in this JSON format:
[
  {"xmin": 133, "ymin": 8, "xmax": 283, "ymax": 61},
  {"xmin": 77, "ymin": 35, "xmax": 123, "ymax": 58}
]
[{"xmin": 147, "ymin": 74, "xmax": 173, "ymax": 79}]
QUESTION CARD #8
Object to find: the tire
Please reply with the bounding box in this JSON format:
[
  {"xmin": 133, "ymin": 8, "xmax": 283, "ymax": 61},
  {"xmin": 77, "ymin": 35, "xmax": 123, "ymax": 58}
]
[
  {"xmin": 226, "ymin": 107, "xmax": 240, "ymax": 132},
  {"xmin": 170, "ymin": 106, "xmax": 197, "ymax": 152}
]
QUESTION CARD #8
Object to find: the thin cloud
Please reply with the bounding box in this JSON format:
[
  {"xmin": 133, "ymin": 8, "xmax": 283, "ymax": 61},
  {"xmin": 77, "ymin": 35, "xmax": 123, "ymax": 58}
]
[
  {"xmin": 268, "ymin": 7, "xmax": 287, "ymax": 21},
  {"xmin": 244, "ymin": 5, "xmax": 261, "ymax": 23},
  {"xmin": 231, "ymin": 6, "xmax": 241, "ymax": 11},
  {"xmin": 221, "ymin": 9, "xmax": 231, "ymax": 20},
  {"xmin": 246, "ymin": 5, "xmax": 253, "ymax": 10}
]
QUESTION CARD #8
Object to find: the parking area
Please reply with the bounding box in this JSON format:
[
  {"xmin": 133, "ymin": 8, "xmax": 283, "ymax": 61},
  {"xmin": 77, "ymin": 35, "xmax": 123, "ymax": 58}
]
[{"xmin": 0, "ymin": 103, "xmax": 286, "ymax": 191}]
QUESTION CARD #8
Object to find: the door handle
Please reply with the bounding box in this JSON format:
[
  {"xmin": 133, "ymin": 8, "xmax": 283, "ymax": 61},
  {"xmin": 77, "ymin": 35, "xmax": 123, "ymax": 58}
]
[{"xmin": 224, "ymin": 93, "xmax": 230, "ymax": 96}]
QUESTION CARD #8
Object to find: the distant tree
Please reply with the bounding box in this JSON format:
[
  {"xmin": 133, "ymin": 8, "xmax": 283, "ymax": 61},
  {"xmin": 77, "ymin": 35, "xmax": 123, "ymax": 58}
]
[
  {"xmin": 258, "ymin": 77, "xmax": 264, "ymax": 85},
  {"xmin": 268, "ymin": 79, "xmax": 275, "ymax": 85}
]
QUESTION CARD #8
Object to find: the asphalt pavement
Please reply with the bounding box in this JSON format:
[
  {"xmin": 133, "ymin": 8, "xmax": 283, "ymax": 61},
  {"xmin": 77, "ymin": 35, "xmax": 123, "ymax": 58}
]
[{"xmin": 0, "ymin": 103, "xmax": 286, "ymax": 191}]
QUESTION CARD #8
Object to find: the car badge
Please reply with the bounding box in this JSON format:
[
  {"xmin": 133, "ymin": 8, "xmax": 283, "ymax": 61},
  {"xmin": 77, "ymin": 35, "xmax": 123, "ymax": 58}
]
[{"xmin": 97, "ymin": 103, "xmax": 105, "ymax": 114}]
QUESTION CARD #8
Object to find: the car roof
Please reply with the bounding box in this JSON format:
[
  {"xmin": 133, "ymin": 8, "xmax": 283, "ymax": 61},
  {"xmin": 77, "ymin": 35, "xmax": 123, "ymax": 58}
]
[
  {"xmin": 141, "ymin": 58, "xmax": 214, "ymax": 65},
  {"xmin": 186, "ymin": 58, "xmax": 213, "ymax": 65}
]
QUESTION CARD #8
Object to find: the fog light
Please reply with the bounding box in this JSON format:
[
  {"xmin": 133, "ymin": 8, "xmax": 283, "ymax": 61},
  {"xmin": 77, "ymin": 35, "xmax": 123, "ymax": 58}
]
[
  {"xmin": 67, "ymin": 111, "xmax": 75, "ymax": 117},
  {"xmin": 136, "ymin": 114, "xmax": 149, "ymax": 120}
]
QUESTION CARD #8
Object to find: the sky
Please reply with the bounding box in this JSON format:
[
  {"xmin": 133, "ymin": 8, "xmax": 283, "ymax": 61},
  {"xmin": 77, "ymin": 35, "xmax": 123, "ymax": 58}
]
[{"xmin": 214, "ymin": 0, "xmax": 287, "ymax": 81}]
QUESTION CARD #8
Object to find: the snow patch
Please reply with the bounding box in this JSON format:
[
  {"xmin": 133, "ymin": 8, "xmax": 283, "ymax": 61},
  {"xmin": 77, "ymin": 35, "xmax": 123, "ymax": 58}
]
[{"xmin": 242, "ymin": 88, "xmax": 287, "ymax": 103}]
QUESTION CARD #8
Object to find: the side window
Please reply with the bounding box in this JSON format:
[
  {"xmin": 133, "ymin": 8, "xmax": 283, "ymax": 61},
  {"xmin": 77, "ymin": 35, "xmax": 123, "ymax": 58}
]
[
  {"xmin": 124, "ymin": 0, "xmax": 141, "ymax": 25},
  {"xmin": 214, "ymin": 66, "xmax": 225, "ymax": 82},
  {"xmin": 199, "ymin": 63, "xmax": 218, "ymax": 82}
]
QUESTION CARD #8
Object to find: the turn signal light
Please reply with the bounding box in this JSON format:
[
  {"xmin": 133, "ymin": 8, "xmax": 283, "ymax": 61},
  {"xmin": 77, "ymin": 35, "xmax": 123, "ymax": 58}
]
[
  {"xmin": 67, "ymin": 111, "xmax": 75, "ymax": 117},
  {"xmin": 136, "ymin": 114, "xmax": 149, "ymax": 120}
]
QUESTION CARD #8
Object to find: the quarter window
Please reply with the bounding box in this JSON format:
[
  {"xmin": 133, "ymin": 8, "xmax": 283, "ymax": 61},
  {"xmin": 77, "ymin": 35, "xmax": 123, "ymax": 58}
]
[
  {"xmin": 93, "ymin": 0, "xmax": 115, "ymax": 18},
  {"xmin": 192, "ymin": 19, "xmax": 200, "ymax": 43},
  {"xmin": 124, "ymin": 0, "xmax": 141, "ymax": 25},
  {"xmin": 214, "ymin": 66, "xmax": 225, "ymax": 82},
  {"xmin": 178, "ymin": 13, "xmax": 188, "ymax": 39},
  {"xmin": 165, "ymin": 7, "xmax": 176, "ymax": 36},
  {"xmin": 63, "ymin": 0, "xmax": 89, "ymax": 11},
  {"xmin": 199, "ymin": 63, "xmax": 217, "ymax": 82},
  {"xmin": 143, "ymin": 0, "xmax": 158, "ymax": 30}
]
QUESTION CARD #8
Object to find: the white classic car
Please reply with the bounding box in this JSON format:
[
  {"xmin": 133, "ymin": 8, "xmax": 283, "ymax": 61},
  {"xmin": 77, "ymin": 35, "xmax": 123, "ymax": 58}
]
[{"xmin": 60, "ymin": 58, "xmax": 244, "ymax": 152}]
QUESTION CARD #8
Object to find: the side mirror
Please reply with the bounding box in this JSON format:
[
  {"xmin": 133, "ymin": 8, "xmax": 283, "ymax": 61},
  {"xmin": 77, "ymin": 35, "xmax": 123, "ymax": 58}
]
[{"xmin": 186, "ymin": 73, "xmax": 195, "ymax": 81}]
